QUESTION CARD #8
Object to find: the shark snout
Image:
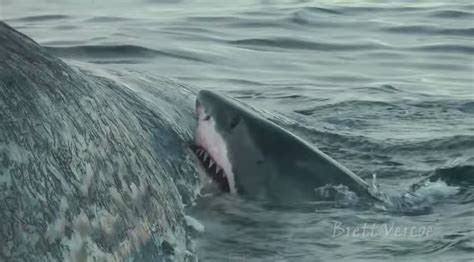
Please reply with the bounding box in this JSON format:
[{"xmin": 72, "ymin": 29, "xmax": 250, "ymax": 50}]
[{"xmin": 195, "ymin": 98, "xmax": 207, "ymax": 121}]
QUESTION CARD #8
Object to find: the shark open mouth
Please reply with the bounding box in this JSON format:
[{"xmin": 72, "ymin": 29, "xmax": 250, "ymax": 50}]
[{"xmin": 193, "ymin": 145, "xmax": 230, "ymax": 192}]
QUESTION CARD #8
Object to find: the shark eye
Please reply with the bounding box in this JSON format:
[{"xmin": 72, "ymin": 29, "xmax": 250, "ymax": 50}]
[
  {"xmin": 229, "ymin": 117, "xmax": 240, "ymax": 129},
  {"xmin": 204, "ymin": 115, "xmax": 211, "ymax": 121}
]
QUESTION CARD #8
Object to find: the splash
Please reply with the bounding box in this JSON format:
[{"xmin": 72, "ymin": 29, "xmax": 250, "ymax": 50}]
[
  {"xmin": 373, "ymin": 179, "xmax": 459, "ymax": 215},
  {"xmin": 313, "ymin": 184, "xmax": 361, "ymax": 207}
]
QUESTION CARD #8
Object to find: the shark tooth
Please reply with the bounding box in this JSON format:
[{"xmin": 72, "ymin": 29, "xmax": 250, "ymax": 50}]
[
  {"xmin": 203, "ymin": 152, "xmax": 209, "ymax": 161},
  {"xmin": 209, "ymin": 159, "xmax": 215, "ymax": 168},
  {"xmin": 215, "ymin": 165, "xmax": 221, "ymax": 174}
]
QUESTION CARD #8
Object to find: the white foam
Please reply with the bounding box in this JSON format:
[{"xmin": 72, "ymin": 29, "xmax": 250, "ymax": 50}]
[
  {"xmin": 374, "ymin": 179, "xmax": 459, "ymax": 214},
  {"xmin": 413, "ymin": 179, "xmax": 459, "ymax": 198},
  {"xmin": 184, "ymin": 215, "xmax": 205, "ymax": 233}
]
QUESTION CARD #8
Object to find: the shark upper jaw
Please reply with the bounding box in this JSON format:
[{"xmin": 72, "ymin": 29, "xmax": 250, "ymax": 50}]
[{"xmin": 194, "ymin": 100, "xmax": 237, "ymax": 193}]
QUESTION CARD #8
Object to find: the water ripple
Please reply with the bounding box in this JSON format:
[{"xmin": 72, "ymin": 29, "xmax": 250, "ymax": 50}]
[
  {"xmin": 45, "ymin": 45, "xmax": 207, "ymax": 63},
  {"xmin": 230, "ymin": 38, "xmax": 379, "ymax": 51}
]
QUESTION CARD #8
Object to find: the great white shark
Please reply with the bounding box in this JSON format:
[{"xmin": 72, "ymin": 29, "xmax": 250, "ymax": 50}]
[{"xmin": 194, "ymin": 90, "xmax": 375, "ymax": 202}]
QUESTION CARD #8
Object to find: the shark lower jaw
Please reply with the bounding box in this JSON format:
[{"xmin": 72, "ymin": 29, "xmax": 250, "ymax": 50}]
[{"xmin": 193, "ymin": 145, "xmax": 230, "ymax": 192}]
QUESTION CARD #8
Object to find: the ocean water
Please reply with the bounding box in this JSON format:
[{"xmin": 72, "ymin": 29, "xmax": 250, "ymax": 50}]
[{"xmin": 2, "ymin": 0, "xmax": 473, "ymax": 261}]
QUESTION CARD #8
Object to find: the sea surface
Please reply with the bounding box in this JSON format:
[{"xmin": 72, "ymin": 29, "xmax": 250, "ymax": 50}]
[{"xmin": 1, "ymin": 0, "xmax": 473, "ymax": 261}]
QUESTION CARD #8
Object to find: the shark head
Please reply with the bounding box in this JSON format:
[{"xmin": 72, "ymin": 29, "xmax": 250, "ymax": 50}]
[{"xmin": 194, "ymin": 90, "xmax": 246, "ymax": 193}]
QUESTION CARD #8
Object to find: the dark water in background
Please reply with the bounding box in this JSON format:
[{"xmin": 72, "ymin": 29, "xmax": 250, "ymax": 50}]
[{"xmin": 1, "ymin": 0, "xmax": 473, "ymax": 261}]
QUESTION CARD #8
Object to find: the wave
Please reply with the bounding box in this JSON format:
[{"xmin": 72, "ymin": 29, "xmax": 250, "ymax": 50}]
[
  {"xmin": 230, "ymin": 37, "xmax": 474, "ymax": 55},
  {"xmin": 409, "ymin": 43, "xmax": 474, "ymax": 54},
  {"xmin": 427, "ymin": 9, "xmax": 474, "ymax": 19},
  {"xmin": 46, "ymin": 45, "xmax": 164, "ymax": 57},
  {"xmin": 334, "ymin": 5, "xmax": 426, "ymax": 14},
  {"xmin": 385, "ymin": 135, "xmax": 474, "ymax": 154},
  {"xmin": 45, "ymin": 45, "xmax": 206, "ymax": 62},
  {"xmin": 382, "ymin": 25, "xmax": 474, "ymax": 37},
  {"xmin": 372, "ymin": 164, "xmax": 474, "ymax": 215},
  {"xmin": 294, "ymin": 99, "xmax": 398, "ymax": 116},
  {"xmin": 459, "ymin": 101, "xmax": 474, "ymax": 113},
  {"xmin": 229, "ymin": 37, "xmax": 378, "ymax": 51},
  {"xmin": 84, "ymin": 16, "xmax": 131, "ymax": 23},
  {"xmin": 294, "ymin": 97, "xmax": 474, "ymax": 117},
  {"xmin": 374, "ymin": 180, "xmax": 459, "ymax": 215},
  {"xmin": 5, "ymin": 15, "xmax": 70, "ymax": 22},
  {"xmin": 413, "ymin": 165, "xmax": 474, "ymax": 189},
  {"xmin": 290, "ymin": 98, "xmax": 474, "ymax": 144}
]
